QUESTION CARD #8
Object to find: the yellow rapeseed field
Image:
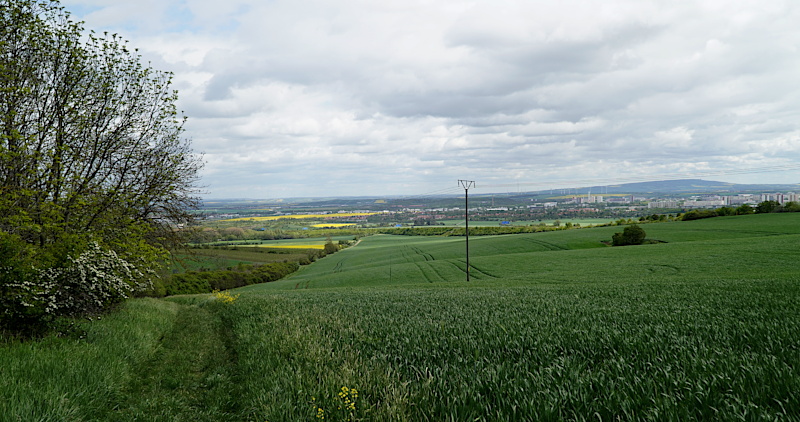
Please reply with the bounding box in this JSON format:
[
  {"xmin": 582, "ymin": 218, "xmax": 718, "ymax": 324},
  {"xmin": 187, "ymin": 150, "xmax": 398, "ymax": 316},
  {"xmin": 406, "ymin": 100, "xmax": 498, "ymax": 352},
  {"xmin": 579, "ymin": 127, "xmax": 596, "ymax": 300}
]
[{"xmin": 255, "ymin": 244, "xmax": 326, "ymax": 250}]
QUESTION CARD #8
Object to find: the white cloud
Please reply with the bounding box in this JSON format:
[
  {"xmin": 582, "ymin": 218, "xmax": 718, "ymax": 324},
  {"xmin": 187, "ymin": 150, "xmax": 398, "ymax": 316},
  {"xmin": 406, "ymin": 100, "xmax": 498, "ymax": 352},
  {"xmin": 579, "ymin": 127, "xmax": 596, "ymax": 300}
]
[{"xmin": 60, "ymin": 0, "xmax": 800, "ymax": 197}]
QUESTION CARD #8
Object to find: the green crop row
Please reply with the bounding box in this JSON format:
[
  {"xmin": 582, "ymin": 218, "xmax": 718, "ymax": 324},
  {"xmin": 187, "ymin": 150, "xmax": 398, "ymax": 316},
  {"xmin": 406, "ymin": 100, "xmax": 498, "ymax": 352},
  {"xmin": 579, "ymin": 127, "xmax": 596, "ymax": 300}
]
[{"xmin": 223, "ymin": 277, "xmax": 800, "ymax": 420}]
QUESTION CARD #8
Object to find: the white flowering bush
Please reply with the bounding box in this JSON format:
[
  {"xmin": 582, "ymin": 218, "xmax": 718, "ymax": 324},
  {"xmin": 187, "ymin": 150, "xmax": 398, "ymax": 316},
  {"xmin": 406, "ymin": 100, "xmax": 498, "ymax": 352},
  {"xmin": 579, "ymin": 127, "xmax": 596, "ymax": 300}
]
[
  {"xmin": 1, "ymin": 234, "xmax": 152, "ymax": 333},
  {"xmin": 47, "ymin": 242, "xmax": 151, "ymax": 316}
]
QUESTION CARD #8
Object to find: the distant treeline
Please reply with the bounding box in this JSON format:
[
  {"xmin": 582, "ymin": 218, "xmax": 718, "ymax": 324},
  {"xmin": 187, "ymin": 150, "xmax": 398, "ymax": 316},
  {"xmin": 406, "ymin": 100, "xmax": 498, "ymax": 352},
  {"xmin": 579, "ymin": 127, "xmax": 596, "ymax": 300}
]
[
  {"xmin": 158, "ymin": 262, "xmax": 300, "ymax": 296},
  {"xmin": 682, "ymin": 201, "xmax": 800, "ymax": 221},
  {"xmin": 376, "ymin": 225, "xmax": 570, "ymax": 236}
]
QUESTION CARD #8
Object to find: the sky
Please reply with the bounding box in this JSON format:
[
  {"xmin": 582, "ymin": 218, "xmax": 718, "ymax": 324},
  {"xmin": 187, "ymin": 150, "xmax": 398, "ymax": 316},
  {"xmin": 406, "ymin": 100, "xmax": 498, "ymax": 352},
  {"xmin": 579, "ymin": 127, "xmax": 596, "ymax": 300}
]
[{"xmin": 60, "ymin": 0, "xmax": 800, "ymax": 198}]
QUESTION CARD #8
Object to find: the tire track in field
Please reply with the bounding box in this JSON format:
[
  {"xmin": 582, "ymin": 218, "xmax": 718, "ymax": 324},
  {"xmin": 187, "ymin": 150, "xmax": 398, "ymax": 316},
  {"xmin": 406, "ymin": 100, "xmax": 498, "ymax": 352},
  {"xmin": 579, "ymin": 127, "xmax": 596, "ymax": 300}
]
[
  {"xmin": 446, "ymin": 260, "xmax": 497, "ymax": 280},
  {"xmin": 400, "ymin": 246, "xmax": 413, "ymax": 262},
  {"xmin": 468, "ymin": 262, "xmax": 498, "ymax": 279},
  {"xmin": 108, "ymin": 304, "xmax": 239, "ymax": 420},
  {"xmin": 530, "ymin": 239, "xmax": 569, "ymax": 251},
  {"xmin": 332, "ymin": 256, "xmax": 347, "ymax": 273},
  {"xmin": 413, "ymin": 262, "xmax": 440, "ymax": 283},
  {"xmin": 409, "ymin": 245, "xmax": 435, "ymax": 261},
  {"xmin": 645, "ymin": 264, "xmax": 680, "ymax": 274},
  {"xmin": 426, "ymin": 261, "xmax": 451, "ymax": 282},
  {"xmin": 683, "ymin": 228, "xmax": 797, "ymax": 237},
  {"xmin": 414, "ymin": 246, "xmax": 436, "ymax": 261},
  {"xmin": 522, "ymin": 238, "xmax": 569, "ymax": 251}
]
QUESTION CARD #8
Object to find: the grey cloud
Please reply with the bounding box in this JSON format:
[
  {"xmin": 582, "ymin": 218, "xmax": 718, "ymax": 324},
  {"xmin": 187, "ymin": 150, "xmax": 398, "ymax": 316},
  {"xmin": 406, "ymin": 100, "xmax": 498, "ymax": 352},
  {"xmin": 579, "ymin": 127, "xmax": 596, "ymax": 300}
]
[{"xmin": 63, "ymin": 0, "xmax": 800, "ymax": 197}]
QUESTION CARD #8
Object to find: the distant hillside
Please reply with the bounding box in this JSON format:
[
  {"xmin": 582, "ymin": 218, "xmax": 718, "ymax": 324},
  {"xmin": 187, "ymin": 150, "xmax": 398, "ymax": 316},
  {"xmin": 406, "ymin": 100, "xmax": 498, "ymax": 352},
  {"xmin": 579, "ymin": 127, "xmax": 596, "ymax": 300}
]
[
  {"xmin": 583, "ymin": 179, "xmax": 800, "ymax": 195},
  {"xmin": 202, "ymin": 179, "xmax": 800, "ymax": 208}
]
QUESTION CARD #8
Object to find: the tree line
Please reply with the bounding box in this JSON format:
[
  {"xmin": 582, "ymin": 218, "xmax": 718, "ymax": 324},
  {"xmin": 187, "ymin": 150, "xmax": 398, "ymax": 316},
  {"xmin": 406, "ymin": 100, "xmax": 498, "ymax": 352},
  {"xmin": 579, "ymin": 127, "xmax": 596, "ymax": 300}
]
[{"xmin": 681, "ymin": 201, "xmax": 800, "ymax": 221}]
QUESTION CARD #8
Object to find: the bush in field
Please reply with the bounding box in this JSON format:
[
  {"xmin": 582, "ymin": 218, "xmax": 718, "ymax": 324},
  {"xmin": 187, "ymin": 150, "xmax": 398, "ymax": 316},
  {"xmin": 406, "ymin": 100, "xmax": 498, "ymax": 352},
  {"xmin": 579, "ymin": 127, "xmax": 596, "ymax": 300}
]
[
  {"xmin": 612, "ymin": 224, "xmax": 646, "ymax": 246},
  {"xmin": 324, "ymin": 240, "xmax": 339, "ymax": 254}
]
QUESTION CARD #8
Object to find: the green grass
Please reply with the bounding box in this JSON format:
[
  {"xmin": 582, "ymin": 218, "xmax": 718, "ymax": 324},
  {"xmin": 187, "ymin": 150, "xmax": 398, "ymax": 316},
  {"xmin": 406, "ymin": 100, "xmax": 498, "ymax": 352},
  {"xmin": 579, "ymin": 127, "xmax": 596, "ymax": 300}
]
[
  {"xmin": 223, "ymin": 280, "xmax": 800, "ymax": 420},
  {"xmin": 0, "ymin": 299, "xmax": 181, "ymax": 420},
  {"xmin": 230, "ymin": 213, "xmax": 800, "ymax": 420},
  {"xmin": 0, "ymin": 296, "xmax": 241, "ymax": 421},
  {"xmin": 2, "ymin": 213, "xmax": 799, "ymax": 420}
]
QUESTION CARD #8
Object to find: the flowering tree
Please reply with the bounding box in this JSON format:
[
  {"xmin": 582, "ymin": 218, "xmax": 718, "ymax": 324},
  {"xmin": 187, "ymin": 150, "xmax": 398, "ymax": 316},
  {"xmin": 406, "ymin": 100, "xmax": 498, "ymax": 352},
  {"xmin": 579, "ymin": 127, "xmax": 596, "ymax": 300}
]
[{"xmin": 0, "ymin": 0, "xmax": 202, "ymax": 332}]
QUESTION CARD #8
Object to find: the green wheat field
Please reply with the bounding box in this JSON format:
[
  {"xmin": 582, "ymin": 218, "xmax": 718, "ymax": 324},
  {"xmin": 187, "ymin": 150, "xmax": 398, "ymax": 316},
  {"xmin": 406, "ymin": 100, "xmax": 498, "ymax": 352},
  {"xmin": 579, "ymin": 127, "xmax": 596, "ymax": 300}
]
[{"xmin": 2, "ymin": 213, "xmax": 799, "ymax": 421}]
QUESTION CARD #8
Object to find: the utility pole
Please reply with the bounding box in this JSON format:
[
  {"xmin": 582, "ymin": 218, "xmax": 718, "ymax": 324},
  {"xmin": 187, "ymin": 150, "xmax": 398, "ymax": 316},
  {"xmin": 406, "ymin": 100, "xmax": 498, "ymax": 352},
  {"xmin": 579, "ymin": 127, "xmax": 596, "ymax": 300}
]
[{"xmin": 459, "ymin": 180, "xmax": 475, "ymax": 281}]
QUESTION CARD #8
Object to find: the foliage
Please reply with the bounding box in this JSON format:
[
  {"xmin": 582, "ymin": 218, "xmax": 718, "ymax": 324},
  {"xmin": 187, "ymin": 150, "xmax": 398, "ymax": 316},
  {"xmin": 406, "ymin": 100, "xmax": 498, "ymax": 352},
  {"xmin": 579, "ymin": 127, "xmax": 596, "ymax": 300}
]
[
  {"xmin": 681, "ymin": 209, "xmax": 719, "ymax": 221},
  {"xmin": 782, "ymin": 201, "xmax": 800, "ymax": 213},
  {"xmin": 163, "ymin": 262, "xmax": 299, "ymax": 296},
  {"xmin": 611, "ymin": 224, "xmax": 646, "ymax": 246},
  {"xmin": 0, "ymin": 0, "xmax": 201, "ymax": 331},
  {"xmin": 716, "ymin": 206, "xmax": 736, "ymax": 216},
  {"xmin": 324, "ymin": 239, "xmax": 339, "ymax": 254},
  {"xmin": 1, "ymin": 232, "xmax": 150, "ymax": 334},
  {"xmin": 680, "ymin": 202, "xmax": 800, "ymax": 221},
  {"xmin": 756, "ymin": 200, "xmax": 781, "ymax": 214}
]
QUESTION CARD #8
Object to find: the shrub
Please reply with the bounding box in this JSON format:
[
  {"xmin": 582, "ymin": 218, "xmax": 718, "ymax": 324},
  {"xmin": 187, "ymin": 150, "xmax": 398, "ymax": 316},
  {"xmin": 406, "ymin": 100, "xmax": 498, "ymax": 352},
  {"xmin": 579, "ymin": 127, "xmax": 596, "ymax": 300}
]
[
  {"xmin": 324, "ymin": 241, "xmax": 339, "ymax": 254},
  {"xmin": 0, "ymin": 233, "xmax": 47, "ymax": 333},
  {"xmin": 716, "ymin": 207, "xmax": 736, "ymax": 216},
  {"xmin": 612, "ymin": 224, "xmax": 646, "ymax": 246},
  {"xmin": 1, "ymin": 235, "xmax": 150, "ymax": 334}
]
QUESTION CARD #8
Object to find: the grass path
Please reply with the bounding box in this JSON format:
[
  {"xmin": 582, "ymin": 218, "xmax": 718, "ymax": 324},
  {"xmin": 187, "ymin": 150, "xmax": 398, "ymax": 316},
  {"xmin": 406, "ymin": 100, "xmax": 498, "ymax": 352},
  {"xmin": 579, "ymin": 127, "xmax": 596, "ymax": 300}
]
[{"xmin": 103, "ymin": 301, "xmax": 239, "ymax": 421}]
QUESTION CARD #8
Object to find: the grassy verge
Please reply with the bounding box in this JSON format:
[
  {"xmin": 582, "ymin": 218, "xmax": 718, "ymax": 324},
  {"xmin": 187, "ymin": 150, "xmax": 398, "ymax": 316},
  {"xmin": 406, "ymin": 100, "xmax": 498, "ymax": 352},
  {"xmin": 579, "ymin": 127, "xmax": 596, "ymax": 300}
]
[
  {"xmin": 0, "ymin": 296, "xmax": 240, "ymax": 421},
  {"xmin": 0, "ymin": 299, "xmax": 180, "ymax": 420}
]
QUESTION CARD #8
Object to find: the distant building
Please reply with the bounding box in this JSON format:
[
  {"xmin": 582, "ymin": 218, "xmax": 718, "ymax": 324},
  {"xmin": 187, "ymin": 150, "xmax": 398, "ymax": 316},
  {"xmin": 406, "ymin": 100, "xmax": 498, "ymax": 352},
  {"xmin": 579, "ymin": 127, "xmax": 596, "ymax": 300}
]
[
  {"xmin": 760, "ymin": 193, "xmax": 799, "ymax": 204},
  {"xmin": 724, "ymin": 194, "xmax": 757, "ymax": 205},
  {"xmin": 648, "ymin": 200, "xmax": 679, "ymax": 209},
  {"xmin": 575, "ymin": 195, "xmax": 603, "ymax": 204},
  {"xmin": 684, "ymin": 200, "xmax": 726, "ymax": 208}
]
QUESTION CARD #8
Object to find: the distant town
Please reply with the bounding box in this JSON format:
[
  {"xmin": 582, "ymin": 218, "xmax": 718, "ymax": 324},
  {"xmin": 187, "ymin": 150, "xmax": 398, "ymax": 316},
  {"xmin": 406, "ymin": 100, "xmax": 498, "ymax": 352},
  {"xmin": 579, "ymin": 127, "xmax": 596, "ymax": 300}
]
[{"xmin": 199, "ymin": 181, "xmax": 800, "ymax": 228}]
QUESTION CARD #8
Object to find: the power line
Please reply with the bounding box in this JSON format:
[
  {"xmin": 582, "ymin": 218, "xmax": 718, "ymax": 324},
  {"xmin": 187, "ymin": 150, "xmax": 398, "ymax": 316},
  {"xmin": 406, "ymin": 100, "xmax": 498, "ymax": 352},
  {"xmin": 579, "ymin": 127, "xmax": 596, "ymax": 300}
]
[{"xmin": 458, "ymin": 180, "xmax": 475, "ymax": 282}]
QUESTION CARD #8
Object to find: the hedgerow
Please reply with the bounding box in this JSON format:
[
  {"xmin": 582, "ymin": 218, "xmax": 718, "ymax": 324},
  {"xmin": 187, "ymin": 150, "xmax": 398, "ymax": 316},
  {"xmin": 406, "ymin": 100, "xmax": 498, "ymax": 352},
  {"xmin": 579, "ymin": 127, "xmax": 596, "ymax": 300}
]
[
  {"xmin": 377, "ymin": 225, "xmax": 567, "ymax": 236},
  {"xmin": 162, "ymin": 262, "xmax": 299, "ymax": 296}
]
